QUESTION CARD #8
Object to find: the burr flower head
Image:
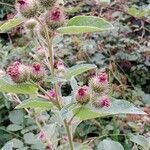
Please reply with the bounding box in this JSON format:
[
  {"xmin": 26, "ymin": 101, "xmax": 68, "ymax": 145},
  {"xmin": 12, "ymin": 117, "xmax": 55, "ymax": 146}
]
[
  {"xmin": 25, "ymin": 19, "xmax": 37, "ymax": 29},
  {"xmin": 91, "ymin": 95, "xmax": 111, "ymax": 108},
  {"xmin": 75, "ymin": 86, "xmax": 90, "ymax": 104},
  {"xmin": 98, "ymin": 95, "xmax": 111, "ymax": 107},
  {"xmin": 30, "ymin": 63, "xmax": 45, "ymax": 82},
  {"xmin": 7, "ymin": 61, "xmax": 29, "ymax": 83},
  {"xmin": 89, "ymin": 72, "xmax": 109, "ymax": 93},
  {"xmin": 16, "ymin": 0, "xmax": 38, "ymax": 18},
  {"xmin": 46, "ymin": 7, "xmax": 66, "ymax": 30},
  {"xmin": 54, "ymin": 60, "xmax": 66, "ymax": 77}
]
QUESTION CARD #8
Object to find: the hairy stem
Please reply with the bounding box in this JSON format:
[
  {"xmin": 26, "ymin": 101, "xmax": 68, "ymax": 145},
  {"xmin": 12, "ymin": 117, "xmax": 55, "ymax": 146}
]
[{"xmin": 40, "ymin": 19, "xmax": 74, "ymax": 150}]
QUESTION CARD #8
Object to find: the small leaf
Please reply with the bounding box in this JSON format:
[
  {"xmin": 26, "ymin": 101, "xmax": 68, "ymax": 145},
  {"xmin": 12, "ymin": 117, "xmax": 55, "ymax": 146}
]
[
  {"xmin": 65, "ymin": 64, "xmax": 97, "ymax": 80},
  {"xmin": 24, "ymin": 133, "xmax": 38, "ymax": 144},
  {"xmin": 129, "ymin": 134, "xmax": 150, "ymax": 150},
  {"xmin": 7, "ymin": 124, "xmax": 23, "ymax": 131},
  {"xmin": 73, "ymin": 100, "xmax": 146, "ymax": 121},
  {"xmin": 97, "ymin": 139, "xmax": 124, "ymax": 150},
  {"xmin": 9, "ymin": 110, "xmax": 25, "ymax": 125},
  {"xmin": 57, "ymin": 15, "xmax": 113, "ymax": 34},
  {"xmin": 1, "ymin": 142, "xmax": 13, "ymax": 150},
  {"xmin": 70, "ymin": 77, "xmax": 78, "ymax": 92},
  {"xmin": 16, "ymin": 99, "xmax": 53, "ymax": 109},
  {"xmin": 10, "ymin": 139, "xmax": 23, "ymax": 148},
  {"xmin": 99, "ymin": 0, "xmax": 110, "ymax": 5},
  {"xmin": 0, "ymin": 18, "xmax": 23, "ymax": 32},
  {"xmin": 127, "ymin": 7, "xmax": 150, "ymax": 18},
  {"xmin": 0, "ymin": 77, "xmax": 38, "ymax": 94}
]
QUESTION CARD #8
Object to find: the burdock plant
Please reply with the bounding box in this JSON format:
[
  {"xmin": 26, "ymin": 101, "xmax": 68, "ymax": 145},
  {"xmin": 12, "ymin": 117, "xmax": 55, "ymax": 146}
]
[{"xmin": 0, "ymin": 0, "xmax": 146, "ymax": 149}]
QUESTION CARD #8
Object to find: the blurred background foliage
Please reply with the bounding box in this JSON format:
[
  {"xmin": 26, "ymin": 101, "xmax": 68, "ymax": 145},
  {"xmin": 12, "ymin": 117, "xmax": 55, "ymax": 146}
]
[{"xmin": 0, "ymin": 0, "xmax": 150, "ymax": 149}]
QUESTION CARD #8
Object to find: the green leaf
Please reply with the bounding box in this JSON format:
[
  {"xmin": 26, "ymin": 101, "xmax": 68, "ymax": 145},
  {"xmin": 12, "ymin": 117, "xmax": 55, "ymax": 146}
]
[
  {"xmin": 0, "ymin": 77, "xmax": 38, "ymax": 94},
  {"xmin": 15, "ymin": 99, "xmax": 53, "ymax": 109},
  {"xmin": 7, "ymin": 124, "xmax": 23, "ymax": 131},
  {"xmin": 129, "ymin": 134, "xmax": 150, "ymax": 150},
  {"xmin": 9, "ymin": 110, "xmax": 25, "ymax": 125},
  {"xmin": 73, "ymin": 100, "xmax": 146, "ymax": 121},
  {"xmin": 70, "ymin": 77, "xmax": 78, "ymax": 92},
  {"xmin": 10, "ymin": 139, "xmax": 23, "ymax": 148},
  {"xmin": 57, "ymin": 15, "xmax": 113, "ymax": 34},
  {"xmin": 65, "ymin": 64, "xmax": 97, "ymax": 80},
  {"xmin": 99, "ymin": 0, "xmax": 110, "ymax": 5},
  {"xmin": 24, "ymin": 133, "xmax": 38, "ymax": 144},
  {"xmin": 1, "ymin": 142, "xmax": 13, "ymax": 150},
  {"xmin": 58, "ymin": 142, "xmax": 92, "ymax": 150},
  {"xmin": 127, "ymin": 7, "xmax": 150, "ymax": 18},
  {"xmin": 0, "ymin": 18, "xmax": 23, "ymax": 32},
  {"xmin": 97, "ymin": 139, "xmax": 124, "ymax": 150}
]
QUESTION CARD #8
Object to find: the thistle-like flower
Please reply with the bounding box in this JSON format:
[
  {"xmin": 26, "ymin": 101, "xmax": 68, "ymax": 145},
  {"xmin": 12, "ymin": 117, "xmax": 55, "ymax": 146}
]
[
  {"xmin": 89, "ymin": 72, "xmax": 109, "ymax": 93},
  {"xmin": 75, "ymin": 86, "xmax": 90, "ymax": 104},
  {"xmin": 16, "ymin": 0, "xmax": 38, "ymax": 18},
  {"xmin": 30, "ymin": 63, "xmax": 45, "ymax": 82},
  {"xmin": 54, "ymin": 60, "xmax": 66, "ymax": 77},
  {"xmin": 92, "ymin": 95, "xmax": 111, "ymax": 108},
  {"xmin": 99, "ymin": 95, "xmax": 111, "ymax": 107},
  {"xmin": 46, "ymin": 7, "xmax": 66, "ymax": 30},
  {"xmin": 39, "ymin": 0, "xmax": 56, "ymax": 9},
  {"xmin": 7, "ymin": 61, "xmax": 29, "ymax": 83}
]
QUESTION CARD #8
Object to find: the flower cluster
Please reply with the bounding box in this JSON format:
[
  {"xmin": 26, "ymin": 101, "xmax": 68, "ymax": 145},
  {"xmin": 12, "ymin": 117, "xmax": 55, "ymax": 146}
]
[
  {"xmin": 7, "ymin": 61, "xmax": 45, "ymax": 83},
  {"xmin": 75, "ymin": 71, "xmax": 111, "ymax": 108},
  {"xmin": 16, "ymin": 0, "xmax": 66, "ymax": 33}
]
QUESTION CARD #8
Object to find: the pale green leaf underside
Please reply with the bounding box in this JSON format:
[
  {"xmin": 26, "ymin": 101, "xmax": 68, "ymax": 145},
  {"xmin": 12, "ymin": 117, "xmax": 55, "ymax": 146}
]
[
  {"xmin": 0, "ymin": 78, "xmax": 38, "ymax": 94},
  {"xmin": 97, "ymin": 139, "xmax": 124, "ymax": 150},
  {"xmin": 65, "ymin": 64, "xmax": 97, "ymax": 80},
  {"xmin": 15, "ymin": 100, "xmax": 53, "ymax": 109},
  {"xmin": 73, "ymin": 100, "xmax": 146, "ymax": 121},
  {"xmin": 0, "ymin": 18, "xmax": 23, "ymax": 32},
  {"xmin": 129, "ymin": 134, "xmax": 150, "ymax": 150},
  {"xmin": 57, "ymin": 15, "xmax": 113, "ymax": 34},
  {"xmin": 1, "ymin": 142, "xmax": 13, "ymax": 150}
]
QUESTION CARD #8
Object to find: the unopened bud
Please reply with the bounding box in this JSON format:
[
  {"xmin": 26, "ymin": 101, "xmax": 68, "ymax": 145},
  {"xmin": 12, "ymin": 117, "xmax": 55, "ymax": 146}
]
[
  {"xmin": 25, "ymin": 19, "xmax": 37, "ymax": 30},
  {"xmin": 37, "ymin": 131, "xmax": 47, "ymax": 142},
  {"xmin": 36, "ymin": 47, "xmax": 46, "ymax": 59},
  {"xmin": 47, "ymin": 89, "xmax": 56, "ymax": 102},
  {"xmin": 54, "ymin": 60, "xmax": 66, "ymax": 77}
]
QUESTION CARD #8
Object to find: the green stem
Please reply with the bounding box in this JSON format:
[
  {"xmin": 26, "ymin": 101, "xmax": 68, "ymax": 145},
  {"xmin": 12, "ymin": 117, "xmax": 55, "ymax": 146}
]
[
  {"xmin": 39, "ymin": 19, "xmax": 74, "ymax": 150},
  {"xmin": 64, "ymin": 120, "xmax": 74, "ymax": 150},
  {"xmin": 0, "ymin": 2, "xmax": 14, "ymax": 8}
]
